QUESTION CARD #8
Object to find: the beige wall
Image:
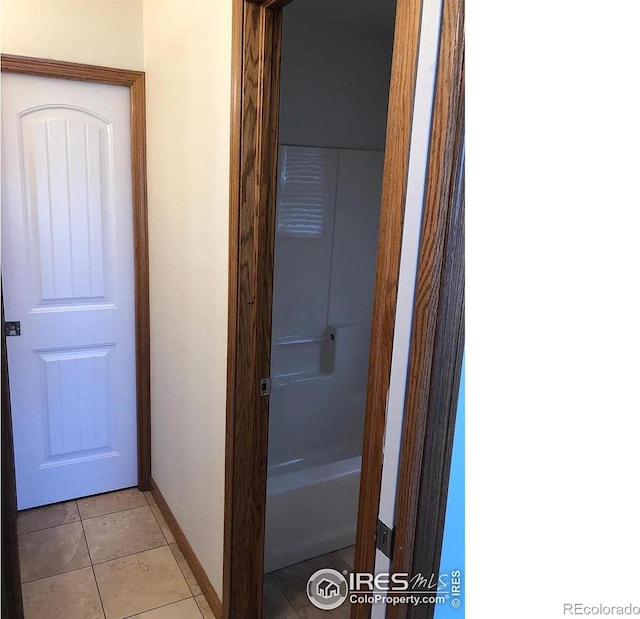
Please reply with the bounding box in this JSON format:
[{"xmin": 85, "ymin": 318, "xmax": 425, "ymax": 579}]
[
  {"xmin": 1, "ymin": 0, "xmax": 144, "ymax": 69},
  {"xmin": 143, "ymin": 0, "xmax": 231, "ymax": 596}
]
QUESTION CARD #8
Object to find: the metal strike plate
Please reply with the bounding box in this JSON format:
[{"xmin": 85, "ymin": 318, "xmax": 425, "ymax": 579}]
[
  {"xmin": 376, "ymin": 519, "xmax": 395, "ymax": 559},
  {"xmin": 260, "ymin": 378, "xmax": 271, "ymax": 396},
  {"xmin": 4, "ymin": 321, "xmax": 21, "ymax": 337}
]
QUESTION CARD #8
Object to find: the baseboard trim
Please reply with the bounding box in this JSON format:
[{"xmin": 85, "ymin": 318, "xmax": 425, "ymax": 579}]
[{"xmin": 150, "ymin": 478, "xmax": 223, "ymax": 618}]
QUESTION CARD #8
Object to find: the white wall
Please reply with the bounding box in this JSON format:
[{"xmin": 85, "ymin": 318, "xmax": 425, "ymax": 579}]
[
  {"xmin": 279, "ymin": 0, "xmax": 395, "ymax": 150},
  {"xmin": 0, "ymin": 0, "xmax": 144, "ymax": 70},
  {"xmin": 142, "ymin": 0, "xmax": 231, "ymax": 597}
]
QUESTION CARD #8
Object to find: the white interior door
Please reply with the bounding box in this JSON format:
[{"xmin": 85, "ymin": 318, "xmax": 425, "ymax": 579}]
[{"xmin": 1, "ymin": 73, "xmax": 138, "ymax": 510}]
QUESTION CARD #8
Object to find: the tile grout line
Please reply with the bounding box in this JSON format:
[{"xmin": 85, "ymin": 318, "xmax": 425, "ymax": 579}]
[
  {"xmin": 167, "ymin": 544, "xmax": 201, "ymax": 596},
  {"xmin": 18, "ymin": 494, "xmax": 149, "ymax": 534},
  {"xmin": 89, "ymin": 543, "xmax": 169, "ymax": 568},
  {"xmin": 80, "ymin": 490, "xmax": 171, "ymax": 617},
  {"xmin": 18, "ymin": 520, "xmax": 81, "ymax": 537},
  {"xmin": 58, "ymin": 541, "xmax": 190, "ymax": 616},
  {"xmin": 19, "ymin": 515, "xmax": 90, "ymax": 585},
  {"xmin": 268, "ymin": 572, "xmax": 303, "ymax": 619},
  {"xmin": 123, "ymin": 595, "xmax": 199, "ymax": 618},
  {"xmin": 79, "ymin": 502, "xmax": 150, "ymax": 522},
  {"xmin": 80, "ymin": 515, "xmax": 108, "ymax": 619},
  {"xmin": 21, "ymin": 563, "xmax": 93, "ymax": 586},
  {"xmin": 77, "ymin": 487, "xmax": 147, "ymax": 520},
  {"xmin": 75, "ymin": 493, "xmax": 169, "ymax": 568},
  {"xmin": 80, "ymin": 500, "xmax": 170, "ymax": 567},
  {"xmin": 142, "ymin": 491, "xmax": 202, "ymax": 612},
  {"xmin": 80, "ymin": 502, "xmax": 168, "ymax": 565},
  {"xmin": 17, "ymin": 500, "xmax": 82, "ymax": 536},
  {"xmin": 143, "ymin": 495, "xmax": 199, "ymax": 599},
  {"xmin": 146, "ymin": 499, "xmax": 173, "ymax": 546},
  {"xmin": 193, "ymin": 595, "xmax": 206, "ymax": 619},
  {"xmin": 17, "ymin": 517, "xmax": 81, "ymax": 537},
  {"xmin": 20, "ymin": 546, "xmax": 175, "ymax": 588},
  {"xmin": 78, "ymin": 491, "xmax": 167, "ymax": 617},
  {"xmin": 90, "ymin": 564, "xmax": 108, "ymax": 619},
  {"xmin": 81, "ymin": 503, "xmax": 155, "ymax": 526}
]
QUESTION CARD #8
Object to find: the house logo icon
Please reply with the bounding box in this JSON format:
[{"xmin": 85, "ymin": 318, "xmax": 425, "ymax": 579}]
[
  {"xmin": 307, "ymin": 568, "xmax": 348, "ymax": 610},
  {"xmin": 317, "ymin": 578, "xmax": 340, "ymax": 598}
]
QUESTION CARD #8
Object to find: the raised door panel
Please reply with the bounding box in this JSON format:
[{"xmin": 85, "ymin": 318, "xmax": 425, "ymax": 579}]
[
  {"xmin": 39, "ymin": 345, "xmax": 114, "ymax": 463},
  {"xmin": 19, "ymin": 106, "xmax": 114, "ymax": 310}
]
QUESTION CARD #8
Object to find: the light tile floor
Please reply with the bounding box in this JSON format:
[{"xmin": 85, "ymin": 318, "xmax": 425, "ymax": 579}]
[
  {"xmin": 18, "ymin": 488, "xmax": 355, "ymax": 619},
  {"xmin": 18, "ymin": 488, "xmax": 216, "ymax": 619}
]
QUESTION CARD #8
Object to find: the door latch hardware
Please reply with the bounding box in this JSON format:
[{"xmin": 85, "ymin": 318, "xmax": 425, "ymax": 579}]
[
  {"xmin": 4, "ymin": 321, "xmax": 21, "ymax": 337},
  {"xmin": 259, "ymin": 378, "xmax": 271, "ymax": 397},
  {"xmin": 376, "ymin": 519, "xmax": 395, "ymax": 559}
]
